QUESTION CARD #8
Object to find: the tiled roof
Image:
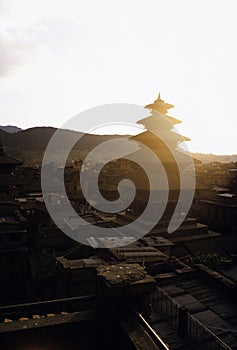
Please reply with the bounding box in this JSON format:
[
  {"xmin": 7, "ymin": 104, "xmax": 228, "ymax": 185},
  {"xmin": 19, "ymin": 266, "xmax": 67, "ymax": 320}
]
[
  {"xmin": 0, "ymin": 153, "xmax": 22, "ymax": 166},
  {"xmin": 0, "ymin": 142, "xmax": 22, "ymax": 166}
]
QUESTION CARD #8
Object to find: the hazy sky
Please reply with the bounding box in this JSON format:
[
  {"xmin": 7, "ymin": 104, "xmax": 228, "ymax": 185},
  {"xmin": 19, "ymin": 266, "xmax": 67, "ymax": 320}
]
[{"xmin": 0, "ymin": 0, "xmax": 236, "ymax": 154}]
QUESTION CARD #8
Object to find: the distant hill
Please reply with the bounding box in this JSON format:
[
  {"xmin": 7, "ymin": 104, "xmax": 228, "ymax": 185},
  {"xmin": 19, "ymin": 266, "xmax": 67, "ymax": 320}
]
[
  {"xmin": 0, "ymin": 126, "xmax": 236, "ymax": 166},
  {"xmin": 0, "ymin": 127, "xmax": 125, "ymax": 151},
  {"xmin": 0, "ymin": 127, "xmax": 127, "ymax": 165},
  {"xmin": 0, "ymin": 125, "xmax": 22, "ymax": 134},
  {"xmin": 192, "ymin": 152, "xmax": 237, "ymax": 163}
]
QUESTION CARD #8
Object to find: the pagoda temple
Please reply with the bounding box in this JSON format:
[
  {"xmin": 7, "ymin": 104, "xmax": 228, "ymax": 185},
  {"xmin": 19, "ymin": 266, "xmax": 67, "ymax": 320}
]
[{"xmin": 125, "ymin": 93, "xmax": 195, "ymax": 223}]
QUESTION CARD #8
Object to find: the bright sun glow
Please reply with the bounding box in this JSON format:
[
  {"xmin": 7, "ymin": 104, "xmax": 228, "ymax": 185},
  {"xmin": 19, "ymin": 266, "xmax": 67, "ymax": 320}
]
[{"xmin": 0, "ymin": 0, "xmax": 236, "ymax": 154}]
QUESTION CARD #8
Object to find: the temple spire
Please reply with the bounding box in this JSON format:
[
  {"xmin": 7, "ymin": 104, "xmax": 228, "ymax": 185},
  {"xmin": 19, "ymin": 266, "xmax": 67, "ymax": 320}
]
[{"xmin": 145, "ymin": 93, "xmax": 181, "ymax": 125}]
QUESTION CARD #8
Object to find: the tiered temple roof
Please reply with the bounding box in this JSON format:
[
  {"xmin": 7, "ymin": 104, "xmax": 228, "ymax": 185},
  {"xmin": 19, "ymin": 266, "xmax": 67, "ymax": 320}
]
[
  {"xmin": 130, "ymin": 93, "xmax": 192, "ymax": 166},
  {"xmin": 135, "ymin": 93, "xmax": 190, "ymax": 146},
  {"xmin": 145, "ymin": 93, "xmax": 182, "ymax": 125}
]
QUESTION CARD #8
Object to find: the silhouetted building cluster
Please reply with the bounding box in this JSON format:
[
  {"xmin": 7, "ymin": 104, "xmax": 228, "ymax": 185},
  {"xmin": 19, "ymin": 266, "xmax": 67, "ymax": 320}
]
[
  {"xmin": 191, "ymin": 162, "xmax": 237, "ymax": 235},
  {"xmin": 0, "ymin": 95, "xmax": 237, "ymax": 350}
]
